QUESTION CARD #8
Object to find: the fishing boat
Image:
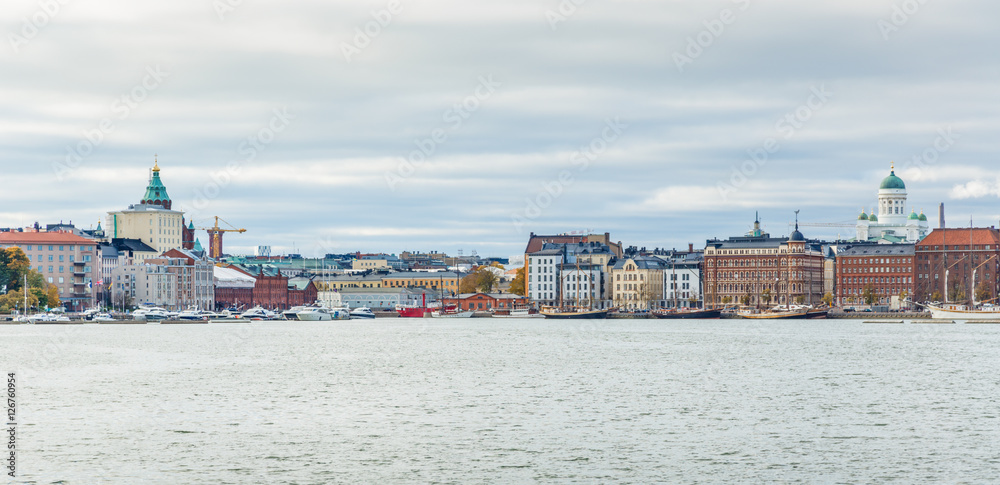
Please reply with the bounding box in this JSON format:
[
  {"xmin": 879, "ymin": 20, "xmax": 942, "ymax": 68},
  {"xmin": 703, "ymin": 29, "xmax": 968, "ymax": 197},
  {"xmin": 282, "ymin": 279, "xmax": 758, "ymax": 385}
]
[{"xmin": 652, "ymin": 308, "xmax": 723, "ymax": 319}]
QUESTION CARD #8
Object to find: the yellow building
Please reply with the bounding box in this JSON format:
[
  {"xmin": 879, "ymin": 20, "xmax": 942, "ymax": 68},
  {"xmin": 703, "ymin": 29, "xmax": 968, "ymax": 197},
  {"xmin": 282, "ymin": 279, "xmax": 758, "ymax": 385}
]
[
  {"xmin": 315, "ymin": 274, "xmax": 384, "ymax": 290},
  {"xmin": 382, "ymin": 272, "xmax": 461, "ymax": 294},
  {"xmin": 610, "ymin": 257, "xmax": 668, "ymax": 310},
  {"xmin": 106, "ymin": 161, "xmax": 185, "ymax": 254},
  {"xmin": 352, "ymin": 259, "xmax": 389, "ymax": 271}
]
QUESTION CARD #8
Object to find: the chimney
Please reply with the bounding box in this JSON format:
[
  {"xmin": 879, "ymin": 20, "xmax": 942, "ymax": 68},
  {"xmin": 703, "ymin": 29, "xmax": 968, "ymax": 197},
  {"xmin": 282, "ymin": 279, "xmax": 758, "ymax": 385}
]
[
  {"xmin": 688, "ymin": 243, "xmax": 694, "ymax": 253},
  {"xmin": 939, "ymin": 203, "xmax": 946, "ymax": 229}
]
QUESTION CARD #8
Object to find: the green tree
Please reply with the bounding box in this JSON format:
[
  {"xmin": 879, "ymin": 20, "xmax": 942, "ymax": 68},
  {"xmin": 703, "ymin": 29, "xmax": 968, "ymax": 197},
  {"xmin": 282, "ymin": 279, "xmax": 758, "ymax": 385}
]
[
  {"xmin": 761, "ymin": 288, "xmax": 772, "ymax": 306},
  {"xmin": 740, "ymin": 293, "xmax": 752, "ymax": 307},
  {"xmin": 0, "ymin": 247, "xmax": 31, "ymax": 293},
  {"xmin": 509, "ymin": 267, "xmax": 526, "ymax": 296},
  {"xmin": 930, "ymin": 291, "xmax": 943, "ymax": 302},
  {"xmin": 822, "ymin": 292, "xmax": 834, "ymax": 307}
]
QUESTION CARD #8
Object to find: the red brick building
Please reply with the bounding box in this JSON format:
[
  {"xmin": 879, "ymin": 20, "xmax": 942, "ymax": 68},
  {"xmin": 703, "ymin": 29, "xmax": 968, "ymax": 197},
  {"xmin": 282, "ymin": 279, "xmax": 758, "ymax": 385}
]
[
  {"xmin": 914, "ymin": 228, "xmax": 1000, "ymax": 303},
  {"xmin": 251, "ymin": 271, "xmax": 318, "ymax": 310},
  {"xmin": 442, "ymin": 293, "xmax": 528, "ymax": 311},
  {"xmin": 835, "ymin": 244, "xmax": 914, "ymax": 307}
]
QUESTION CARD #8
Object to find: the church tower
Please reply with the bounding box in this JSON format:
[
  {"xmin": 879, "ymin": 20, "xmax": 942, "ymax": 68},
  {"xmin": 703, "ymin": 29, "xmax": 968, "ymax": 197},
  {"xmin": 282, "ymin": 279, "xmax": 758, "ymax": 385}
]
[
  {"xmin": 140, "ymin": 157, "xmax": 172, "ymax": 210},
  {"xmin": 877, "ymin": 162, "xmax": 907, "ymax": 226}
]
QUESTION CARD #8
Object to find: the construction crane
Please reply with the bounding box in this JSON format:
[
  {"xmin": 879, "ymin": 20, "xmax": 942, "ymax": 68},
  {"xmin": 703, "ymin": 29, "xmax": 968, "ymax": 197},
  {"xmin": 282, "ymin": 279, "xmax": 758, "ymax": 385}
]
[{"xmin": 197, "ymin": 216, "xmax": 246, "ymax": 259}]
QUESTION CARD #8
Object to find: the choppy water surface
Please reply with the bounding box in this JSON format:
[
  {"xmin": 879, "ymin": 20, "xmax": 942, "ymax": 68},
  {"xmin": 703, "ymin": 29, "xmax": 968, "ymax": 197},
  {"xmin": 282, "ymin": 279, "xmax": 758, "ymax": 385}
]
[{"xmin": 3, "ymin": 319, "xmax": 1000, "ymax": 484}]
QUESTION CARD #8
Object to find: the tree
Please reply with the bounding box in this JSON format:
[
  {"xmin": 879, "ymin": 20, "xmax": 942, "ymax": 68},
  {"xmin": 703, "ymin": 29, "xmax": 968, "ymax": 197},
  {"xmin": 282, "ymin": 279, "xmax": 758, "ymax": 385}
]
[
  {"xmin": 459, "ymin": 273, "xmax": 479, "ymax": 294},
  {"xmin": 46, "ymin": 285, "xmax": 61, "ymax": 309},
  {"xmin": 474, "ymin": 266, "xmax": 500, "ymax": 293},
  {"xmin": 976, "ymin": 281, "xmax": 991, "ymax": 303},
  {"xmin": 0, "ymin": 247, "xmax": 31, "ymax": 294},
  {"xmin": 822, "ymin": 292, "xmax": 834, "ymax": 307},
  {"xmin": 761, "ymin": 288, "xmax": 773, "ymax": 306},
  {"xmin": 862, "ymin": 284, "xmax": 877, "ymax": 305},
  {"xmin": 930, "ymin": 291, "xmax": 943, "ymax": 302},
  {"xmin": 740, "ymin": 293, "xmax": 752, "ymax": 307},
  {"xmin": 509, "ymin": 267, "xmax": 526, "ymax": 296},
  {"xmin": 795, "ymin": 295, "xmax": 806, "ymax": 305}
]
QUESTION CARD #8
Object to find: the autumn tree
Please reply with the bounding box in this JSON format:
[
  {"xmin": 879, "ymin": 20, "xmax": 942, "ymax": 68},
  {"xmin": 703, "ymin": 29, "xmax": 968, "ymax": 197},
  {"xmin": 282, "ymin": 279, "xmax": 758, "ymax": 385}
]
[
  {"xmin": 976, "ymin": 281, "xmax": 992, "ymax": 303},
  {"xmin": 474, "ymin": 266, "xmax": 500, "ymax": 293},
  {"xmin": 821, "ymin": 292, "xmax": 834, "ymax": 307},
  {"xmin": 761, "ymin": 288, "xmax": 772, "ymax": 306},
  {"xmin": 862, "ymin": 284, "xmax": 877, "ymax": 305},
  {"xmin": 509, "ymin": 267, "xmax": 526, "ymax": 296}
]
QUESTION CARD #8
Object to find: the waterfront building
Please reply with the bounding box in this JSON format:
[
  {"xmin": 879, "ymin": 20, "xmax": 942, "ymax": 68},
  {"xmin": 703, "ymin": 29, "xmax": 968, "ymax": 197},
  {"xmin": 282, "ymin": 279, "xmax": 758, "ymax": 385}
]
[
  {"xmin": 381, "ymin": 271, "xmax": 461, "ymax": 295},
  {"xmin": 106, "ymin": 161, "xmax": 190, "ymax": 254},
  {"xmin": 338, "ymin": 287, "xmax": 427, "ymax": 310},
  {"xmin": 352, "ymin": 258, "xmax": 390, "ymax": 271},
  {"xmin": 703, "ymin": 214, "xmax": 826, "ymax": 308},
  {"xmin": 652, "ymin": 250, "xmax": 704, "ymax": 309},
  {"xmin": 0, "ymin": 231, "xmax": 101, "ymax": 311},
  {"xmin": 610, "ymin": 257, "xmax": 668, "ymax": 310},
  {"xmin": 251, "ymin": 271, "xmax": 318, "ymax": 311},
  {"xmin": 855, "ymin": 164, "xmax": 930, "ymax": 243},
  {"xmin": 442, "ymin": 293, "xmax": 528, "ymax": 312},
  {"xmin": 214, "ymin": 266, "xmax": 256, "ymax": 310},
  {"xmin": 110, "ymin": 249, "xmax": 215, "ymax": 311},
  {"xmin": 835, "ymin": 244, "xmax": 915, "ymax": 308},
  {"xmin": 315, "ymin": 273, "xmax": 384, "ymax": 290},
  {"xmin": 526, "ymin": 241, "xmax": 615, "ymax": 308},
  {"xmin": 913, "ymin": 228, "xmax": 1000, "ymax": 303}
]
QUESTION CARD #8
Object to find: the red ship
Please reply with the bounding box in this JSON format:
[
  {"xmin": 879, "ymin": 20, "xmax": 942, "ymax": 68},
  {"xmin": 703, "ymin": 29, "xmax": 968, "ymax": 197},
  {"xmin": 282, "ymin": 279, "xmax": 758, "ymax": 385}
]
[{"xmin": 397, "ymin": 293, "xmax": 430, "ymax": 318}]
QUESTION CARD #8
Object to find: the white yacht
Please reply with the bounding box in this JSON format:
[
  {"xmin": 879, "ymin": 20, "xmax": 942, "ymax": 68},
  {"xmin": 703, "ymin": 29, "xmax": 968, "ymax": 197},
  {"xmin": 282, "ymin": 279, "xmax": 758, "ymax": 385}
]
[
  {"xmin": 297, "ymin": 307, "xmax": 333, "ymax": 321},
  {"xmin": 349, "ymin": 307, "xmax": 376, "ymax": 319},
  {"xmin": 240, "ymin": 306, "xmax": 278, "ymax": 320},
  {"xmin": 133, "ymin": 307, "xmax": 171, "ymax": 321},
  {"xmin": 93, "ymin": 313, "xmax": 116, "ymax": 323}
]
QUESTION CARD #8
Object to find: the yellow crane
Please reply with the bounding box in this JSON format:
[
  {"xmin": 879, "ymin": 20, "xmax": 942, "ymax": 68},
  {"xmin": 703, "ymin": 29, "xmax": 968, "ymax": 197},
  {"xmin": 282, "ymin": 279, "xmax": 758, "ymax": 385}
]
[{"xmin": 197, "ymin": 216, "xmax": 246, "ymax": 259}]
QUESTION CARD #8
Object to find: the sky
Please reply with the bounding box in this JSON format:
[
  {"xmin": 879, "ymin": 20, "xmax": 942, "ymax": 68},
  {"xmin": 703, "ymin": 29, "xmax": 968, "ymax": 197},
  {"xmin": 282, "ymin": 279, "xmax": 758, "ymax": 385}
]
[{"xmin": 3, "ymin": 0, "xmax": 1000, "ymax": 260}]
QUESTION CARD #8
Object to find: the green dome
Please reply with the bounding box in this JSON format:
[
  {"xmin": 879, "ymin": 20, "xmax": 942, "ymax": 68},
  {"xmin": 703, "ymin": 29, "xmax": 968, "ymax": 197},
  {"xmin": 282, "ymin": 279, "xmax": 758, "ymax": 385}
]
[
  {"xmin": 908, "ymin": 210, "xmax": 919, "ymax": 220},
  {"xmin": 869, "ymin": 213, "xmax": 879, "ymax": 222},
  {"xmin": 858, "ymin": 211, "xmax": 868, "ymax": 221},
  {"xmin": 919, "ymin": 212, "xmax": 928, "ymax": 222},
  {"xmin": 880, "ymin": 170, "xmax": 906, "ymax": 190}
]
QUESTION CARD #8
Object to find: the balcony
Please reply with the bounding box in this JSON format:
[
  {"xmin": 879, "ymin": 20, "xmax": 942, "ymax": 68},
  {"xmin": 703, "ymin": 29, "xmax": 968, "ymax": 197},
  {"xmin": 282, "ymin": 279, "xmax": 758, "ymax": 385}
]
[{"xmin": 73, "ymin": 260, "xmax": 85, "ymax": 266}]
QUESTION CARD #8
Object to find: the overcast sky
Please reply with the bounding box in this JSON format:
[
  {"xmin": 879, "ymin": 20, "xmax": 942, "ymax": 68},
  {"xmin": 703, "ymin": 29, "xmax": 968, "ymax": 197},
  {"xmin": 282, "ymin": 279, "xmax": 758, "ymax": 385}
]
[{"xmin": 3, "ymin": 0, "xmax": 1000, "ymax": 259}]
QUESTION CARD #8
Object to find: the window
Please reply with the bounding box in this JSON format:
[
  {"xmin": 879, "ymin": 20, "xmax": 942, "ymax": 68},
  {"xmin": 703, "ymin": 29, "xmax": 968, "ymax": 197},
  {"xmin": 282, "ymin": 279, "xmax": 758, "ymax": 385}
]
[
  {"xmin": 59, "ymin": 255, "xmax": 64, "ymax": 262},
  {"xmin": 48, "ymin": 266, "xmax": 53, "ymax": 273},
  {"xmin": 58, "ymin": 277, "xmax": 64, "ymax": 284}
]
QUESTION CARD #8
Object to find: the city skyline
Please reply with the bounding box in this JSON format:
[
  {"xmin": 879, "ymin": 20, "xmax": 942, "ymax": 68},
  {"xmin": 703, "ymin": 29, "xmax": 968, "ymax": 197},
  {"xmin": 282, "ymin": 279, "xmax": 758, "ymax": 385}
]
[{"xmin": 4, "ymin": 1, "xmax": 1000, "ymax": 257}]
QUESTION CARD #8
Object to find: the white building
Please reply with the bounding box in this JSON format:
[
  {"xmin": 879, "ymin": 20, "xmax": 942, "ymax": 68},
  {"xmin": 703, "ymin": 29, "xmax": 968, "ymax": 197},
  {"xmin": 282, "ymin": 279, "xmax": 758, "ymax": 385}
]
[
  {"xmin": 856, "ymin": 164, "xmax": 930, "ymax": 243},
  {"xmin": 527, "ymin": 248, "xmax": 563, "ymax": 306}
]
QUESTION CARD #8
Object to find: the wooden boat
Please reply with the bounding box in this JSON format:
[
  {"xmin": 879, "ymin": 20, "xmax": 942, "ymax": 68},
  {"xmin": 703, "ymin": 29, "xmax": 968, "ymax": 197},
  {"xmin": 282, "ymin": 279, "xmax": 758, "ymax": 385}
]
[
  {"xmin": 925, "ymin": 303, "xmax": 1000, "ymax": 320},
  {"xmin": 540, "ymin": 308, "xmax": 609, "ymax": 319},
  {"xmin": 652, "ymin": 308, "xmax": 722, "ymax": 319},
  {"xmin": 737, "ymin": 309, "xmax": 810, "ymax": 320}
]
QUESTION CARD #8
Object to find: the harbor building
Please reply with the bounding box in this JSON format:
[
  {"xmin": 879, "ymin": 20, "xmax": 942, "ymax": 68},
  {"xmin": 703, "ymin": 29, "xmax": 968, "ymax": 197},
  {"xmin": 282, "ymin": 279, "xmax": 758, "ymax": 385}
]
[
  {"xmin": 855, "ymin": 164, "xmax": 930, "ymax": 243},
  {"xmin": 913, "ymin": 228, "xmax": 1000, "ymax": 303},
  {"xmin": 652, "ymin": 250, "xmax": 704, "ymax": 310},
  {"xmin": 835, "ymin": 244, "xmax": 915, "ymax": 309},
  {"xmin": 106, "ymin": 160, "xmax": 191, "ymax": 255},
  {"xmin": 0, "ymin": 231, "xmax": 101, "ymax": 311},
  {"xmin": 704, "ymin": 214, "xmax": 826, "ymax": 308}
]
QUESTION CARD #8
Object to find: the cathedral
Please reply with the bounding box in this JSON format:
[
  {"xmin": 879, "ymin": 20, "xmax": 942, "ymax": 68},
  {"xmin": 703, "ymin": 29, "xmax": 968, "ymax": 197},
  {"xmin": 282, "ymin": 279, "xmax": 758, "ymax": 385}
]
[{"xmin": 855, "ymin": 164, "xmax": 929, "ymax": 243}]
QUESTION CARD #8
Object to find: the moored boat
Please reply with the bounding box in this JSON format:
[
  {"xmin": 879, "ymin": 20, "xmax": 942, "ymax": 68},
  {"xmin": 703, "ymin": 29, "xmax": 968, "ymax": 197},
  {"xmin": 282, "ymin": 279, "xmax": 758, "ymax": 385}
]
[
  {"xmin": 652, "ymin": 308, "xmax": 723, "ymax": 319},
  {"xmin": 350, "ymin": 307, "xmax": 376, "ymax": 319},
  {"xmin": 925, "ymin": 303, "xmax": 1000, "ymax": 320},
  {"xmin": 540, "ymin": 308, "xmax": 609, "ymax": 319}
]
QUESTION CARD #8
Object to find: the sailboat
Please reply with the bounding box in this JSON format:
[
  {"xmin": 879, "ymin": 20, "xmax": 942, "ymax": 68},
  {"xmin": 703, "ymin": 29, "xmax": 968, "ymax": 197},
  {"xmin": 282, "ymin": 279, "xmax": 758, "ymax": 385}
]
[{"xmin": 541, "ymin": 256, "xmax": 608, "ymax": 319}]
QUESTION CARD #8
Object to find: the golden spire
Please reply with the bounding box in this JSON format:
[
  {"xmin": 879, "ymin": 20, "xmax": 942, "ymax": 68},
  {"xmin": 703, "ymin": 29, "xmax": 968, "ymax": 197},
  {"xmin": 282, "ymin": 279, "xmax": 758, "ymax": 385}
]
[
  {"xmin": 890, "ymin": 161, "xmax": 895, "ymax": 172},
  {"xmin": 153, "ymin": 154, "xmax": 160, "ymax": 172}
]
